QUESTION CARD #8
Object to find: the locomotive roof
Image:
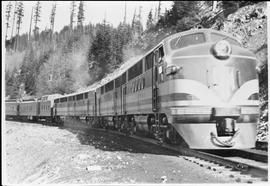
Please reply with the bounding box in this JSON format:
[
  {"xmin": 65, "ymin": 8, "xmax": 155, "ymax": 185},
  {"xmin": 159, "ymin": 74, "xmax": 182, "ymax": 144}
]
[
  {"xmin": 162, "ymin": 28, "xmax": 241, "ymax": 44},
  {"xmin": 54, "ymin": 89, "xmax": 95, "ymax": 100},
  {"xmin": 5, "ymin": 99, "xmax": 17, "ymax": 102},
  {"xmin": 94, "ymin": 55, "xmax": 144, "ymax": 89},
  {"xmin": 19, "ymin": 100, "xmax": 37, "ymax": 103}
]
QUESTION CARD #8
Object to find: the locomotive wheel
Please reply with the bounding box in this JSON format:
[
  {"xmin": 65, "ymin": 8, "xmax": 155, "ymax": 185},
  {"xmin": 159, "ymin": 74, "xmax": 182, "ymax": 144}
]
[
  {"xmin": 113, "ymin": 117, "xmax": 117, "ymax": 130},
  {"xmin": 130, "ymin": 118, "xmax": 136, "ymax": 135},
  {"xmin": 120, "ymin": 117, "xmax": 125, "ymax": 132},
  {"xmin": 132, "ymin": 122, "xmax": 137, "ymax": 134},
  {"xmin": 104, "ymin": 119, "xmax": 109, "ymax": 130}
]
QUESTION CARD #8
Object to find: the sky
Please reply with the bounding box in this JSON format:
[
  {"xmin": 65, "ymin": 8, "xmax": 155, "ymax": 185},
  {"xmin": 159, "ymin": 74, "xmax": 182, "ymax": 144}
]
[{"xmin": 3, "ymin": 1, "xmax": 173, "ymax": 39}]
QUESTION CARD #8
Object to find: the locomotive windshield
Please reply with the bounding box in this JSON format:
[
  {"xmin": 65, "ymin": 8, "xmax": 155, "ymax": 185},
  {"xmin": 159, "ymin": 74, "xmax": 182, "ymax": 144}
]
[
  {"xmin": 170, "ymin": 33, "xmax": 206, "ymax": 50},
  {"xmin": 211, "ymin": 33, "xmax": 241, "ymax": 46}
]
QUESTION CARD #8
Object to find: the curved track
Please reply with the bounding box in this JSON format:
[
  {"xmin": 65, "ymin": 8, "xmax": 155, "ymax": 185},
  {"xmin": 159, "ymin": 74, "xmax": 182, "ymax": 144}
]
[{"xmin": 91, "ymin": 128, "xmax": 268, "ymax": 182}]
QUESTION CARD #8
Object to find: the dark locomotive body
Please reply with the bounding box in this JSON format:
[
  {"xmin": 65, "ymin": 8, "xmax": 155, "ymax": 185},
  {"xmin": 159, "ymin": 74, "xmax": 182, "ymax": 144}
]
[{"xmin": 5, "ymin": 29, "xmax": 259, "ymax": 149}]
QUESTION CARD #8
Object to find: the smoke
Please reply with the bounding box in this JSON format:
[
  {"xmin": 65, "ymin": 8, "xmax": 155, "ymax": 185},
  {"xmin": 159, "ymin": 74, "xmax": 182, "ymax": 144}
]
[
  {"xmin": 5, "ymin": 51, "xmax": 25, "ymax": 72},
  {"xmin": 69, "ymin": 51, "xmax": 91, "ymax": 91}
]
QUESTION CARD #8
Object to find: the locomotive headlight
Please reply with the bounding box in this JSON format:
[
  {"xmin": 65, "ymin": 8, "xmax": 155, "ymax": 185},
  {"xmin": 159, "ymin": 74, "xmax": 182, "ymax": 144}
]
[
  {"xmin": 212, "ymin": 40, "xmax": 232, "ymax": 59},
  {"xmin": 165, "ymin": 65, "xmax": 180, "ymax": 76}
]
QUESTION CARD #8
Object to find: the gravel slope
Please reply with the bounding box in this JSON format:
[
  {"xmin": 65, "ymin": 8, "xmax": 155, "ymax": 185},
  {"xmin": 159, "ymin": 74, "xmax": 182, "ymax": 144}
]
[{"xmin": 4, "ymin": 121, "xmax": 246, "ymax": 184}]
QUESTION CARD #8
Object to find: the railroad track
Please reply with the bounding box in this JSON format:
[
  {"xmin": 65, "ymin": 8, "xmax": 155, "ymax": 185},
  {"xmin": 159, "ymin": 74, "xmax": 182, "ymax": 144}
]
[
  {"xmin": 203, "ymin": 148, "xmax": 268, "ymax": 163},
  {"xmin": 88, "ymin": 128, "xmax": 268, "ymax": 183}
]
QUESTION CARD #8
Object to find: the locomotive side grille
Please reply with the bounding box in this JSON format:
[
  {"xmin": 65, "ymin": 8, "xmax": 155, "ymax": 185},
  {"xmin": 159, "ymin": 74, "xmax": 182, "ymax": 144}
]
[
  {"xmin": 171, "ymin": 107, "xmax": 212, "ymax": 115},
  {"xmin": 170, "ymin": 106, "xmax": 259, "ymax": 116}
]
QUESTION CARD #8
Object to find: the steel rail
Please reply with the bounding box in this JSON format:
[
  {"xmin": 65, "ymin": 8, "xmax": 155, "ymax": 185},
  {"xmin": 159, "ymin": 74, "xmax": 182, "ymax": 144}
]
[
  {"xmin": 89, "ymin": 128, "xmax": 268, "ymax": 180},
  {"xmin": 232, "ymin": 149, "xmax": 268, "ymax": 163}
]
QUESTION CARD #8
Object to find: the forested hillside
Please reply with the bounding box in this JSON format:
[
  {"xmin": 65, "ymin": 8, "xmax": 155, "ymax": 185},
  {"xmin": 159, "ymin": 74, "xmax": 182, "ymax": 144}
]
[{"xmin": 4, "ymin": 1, "xmax": 267, "ymax": 140}]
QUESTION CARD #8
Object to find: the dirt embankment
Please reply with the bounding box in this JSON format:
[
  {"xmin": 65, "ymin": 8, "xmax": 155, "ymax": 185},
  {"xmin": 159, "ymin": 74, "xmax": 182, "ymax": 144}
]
[{"xmin": 4, "ymin": 121, "xmax": 251, "ymax": 184}]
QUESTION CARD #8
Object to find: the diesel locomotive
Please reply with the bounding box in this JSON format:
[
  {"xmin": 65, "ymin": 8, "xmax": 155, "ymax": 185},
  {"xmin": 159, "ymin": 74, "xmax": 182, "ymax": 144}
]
[{"xmin": 5, "ymin": 29, "xmax": 259, "ymax": 149}]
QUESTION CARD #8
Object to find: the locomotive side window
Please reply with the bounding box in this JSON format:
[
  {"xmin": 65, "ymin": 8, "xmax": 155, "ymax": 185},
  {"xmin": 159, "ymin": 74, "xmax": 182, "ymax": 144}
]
[
  {"xmin": 60, "ymin": 97, "xmax": 67, "ymax": 102},
  {"xmin": 158, "ymin": 46, "xmax": 164, "ymax": 63},
  {"xmin": 68, "ymin": 96, "xmax": 73, "ymax": 101},
  {"xmin": 211, "ymin": 33, "xmax": 241, "ymax": 46},
  {"xmin": 76, "ymin": 93, "xmax": 84, "ymax": 100},
  {"xmin": 84, "ymin": 93, "xmax": 88, "ymax": 99},
  {"xmin": 122, "ymin": 72, "xmax": 126, "ymax": 84},
  {"xmin": 155, "ymin": 46, "xmax": 165, "ymax": 83},
  {"xmin": 105, "ymin": 80, "xmax": 114, "ymax": 92},
  {"xmin": 145, "ymin": 53, "xmax": 153, "ymax": 71},
  {"xmin": 101, "ymin": 86, "xmax": 104, "ymax": 94},
  {"xmin": 170, "ymin": 33, "xmax": 205, "ymax": 50},
  {"xmin": 115, "ymin": 76, "xmax": 122, "ymax": 88},
  {"xmin": 128, "ymin": 60, "xmax": 143, "ymax": 81}
]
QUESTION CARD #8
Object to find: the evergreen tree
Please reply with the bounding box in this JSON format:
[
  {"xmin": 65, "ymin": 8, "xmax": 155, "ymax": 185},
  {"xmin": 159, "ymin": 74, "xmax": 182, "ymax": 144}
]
[
  {"xmin": 50, "ymin": 3, "xmax": 57, "ymax": 41},
  {"xmin": 222, "ymin": 1, "xmax": 239, "ymax": 18},
  {"xmin": 88, "ymin": 21, "xmax": 113, "ymax": 80},
  {"xmin": 131, "ymin": 9, "xmax": 136, "ymax": 30},
  {"xmin": 5, "ymin": 2, "xmax": 12, "ymax": 41},
  {"xmin": 28, "ymin": 6, "xmax": 33, "ymax": 41},
  {"xmin": 8, "ymin": 67, "xmax": 21, "ymax": 99},
  {"xmin": 77, "ymin": 1, "xmax": 85, "ymax": 28},
  {"xmin": 11, "ymin": 1, "xmax": 17, "ymax": 41},
  {"xmin": 131, "ymin": 9, "xmax": 143, "ymax": 38},
  {"xmin": 70, "ymin": 1, "xmax": 76, "ymax": 30},
  {"xmin": 157, "ymin": 1, "xmax": 161, "ymax": 20},
  {"xmin": 5, "ymin": 70, "xmax": 13, "ymax": 97},
  {"xmin": 15, "ymin": 1, "xmax": 24, "ymax": 51},
  {"xmin": 146, "ymin": 9, "xmax": 154, "ymax": 31},
  {"xmin": 33, "ymin": 1, "xmax": 41, "ymax": 40},
  {"xmin": 157, "ymin": 1, "xmax": 201, "ymax": 31},
  {"xmin": 19, "ymin": 48, "xmax": 36, "ymax": 95},
  {"xmin": 130, "ymin": 8, "xmax": 144, "ymax": 51}
]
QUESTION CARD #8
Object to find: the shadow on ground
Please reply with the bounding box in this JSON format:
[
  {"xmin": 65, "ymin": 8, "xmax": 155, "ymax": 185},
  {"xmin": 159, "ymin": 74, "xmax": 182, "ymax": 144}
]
[{"xmin": 65, "ymin": 124, "xmax": 179, "ymax": 157}]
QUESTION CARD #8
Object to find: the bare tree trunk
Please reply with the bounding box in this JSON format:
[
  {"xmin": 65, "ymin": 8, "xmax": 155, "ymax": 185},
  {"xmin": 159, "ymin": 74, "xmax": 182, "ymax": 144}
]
[
  {"xmin": 124, "ymin": 1, "xmax": 127, "ymax": 24},
  {"xmin": 11, "ymin": 1, "xmax": 17, "ymax": 40},
  {"xmin": 157, "ymin": 1, "xmax": 161, "ymax": 20},
  {"xmin": 29, "ymin": 6, "xmax": 33, "ymax": 42}
]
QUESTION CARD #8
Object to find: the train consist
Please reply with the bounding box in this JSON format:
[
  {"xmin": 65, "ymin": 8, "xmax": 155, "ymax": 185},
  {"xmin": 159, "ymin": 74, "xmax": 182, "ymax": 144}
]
[{"xmin": 5, "ymin": 29, "xmax": 259, "ymax": 149}]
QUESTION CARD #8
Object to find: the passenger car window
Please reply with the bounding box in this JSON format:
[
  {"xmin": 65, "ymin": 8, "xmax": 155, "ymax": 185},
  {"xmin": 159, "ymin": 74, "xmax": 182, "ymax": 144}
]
[{"xmin": 170, "ymin": 33, "xmax": 205, "ymax": 50}]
